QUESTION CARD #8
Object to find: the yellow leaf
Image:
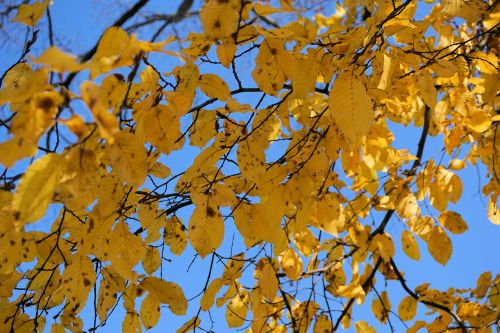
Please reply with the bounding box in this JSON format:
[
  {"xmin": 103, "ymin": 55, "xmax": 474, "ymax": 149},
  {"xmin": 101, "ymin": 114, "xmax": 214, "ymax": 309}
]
[
  {"xmin": 149, "ymin": 162, "xmax": 171, "ymax": 179},
  {"xmin": 441, "ymin": 0, "xmax": 488, "ymax": 22},
  {"xmin": 253, "ymin": 3, "xmax": 289, "ymax": 15},
  {"xmin": 189, "ymin": 110, "xmax": 217, "ymax": 147},
  {"xmin": 355, "ymin": 321, "xmax": 376, "ymax": 333},
  {"xmin": 371, "ymin": 291, "xmax": 391, "ymax": 323},
  {"xmin": 467, "ymin": 109, "xmax": 491, "ymax": 133},
  {"xmin": 425, "ymin": 226, "xmax": 452, "ymax": 265},
  {"xmin": 188, "ymin": 195, "xmax": 224, "ymax": 258},
  {"xmin": 216, "ymin": 39, "xmax": 237, "ymax": 67},
  {"xmin": 12, "ymin": 153, "xmax": 61, "ymax": 223},
  {"xmin": 313, "ymin": 315, "xmax": 333, "ymax": 333},
  {"xmin": 107, "ymin": 222, "xmax": 147, "ymax": 281},
  {"xmin": 60, "ymin": 115, "xmax": 90, "ymax": 140},
  {"xmin": 140, "ymin": 294, "xmax": 161, "ymax": 329},
  {"xmin": 255, "ymin": 259, "xmax": 279, "ymax": 300},
  {"xmin": 164, "ymin": 217, "xmax": 187, "ymax": 255},
  {"xmin": 80, "ymin": 81, "xmax": 119, "ymax": 141},
  {"xmin": 141, "ymin": 277, "xmax": 187, "ymax": 315},
  {"xmin": 54, "ymin": 254, "xmax": 96, "ymax": 314},
  {"xmin": 473, "ymin": 271, "xmax": 491, "ymax": 298},
  {"xmin": 13, "ymin": 0, "xmax": 48, "ymax": 26},
  {"xmin": 175, "ymin": 316, "xmax": 200, "ymax": 333},
  {"xmin": 108, "ymin": 131, "xmax": 148, "ymax": 187},
  {"xmin": 417, "ymin": 69, "xmax": 437, "ymax": 109},
  {"xmin": 373, "ymin": 233, "xmax": 395, "ymax": 263},
  {"xmin": 396, "ymin": 191, "xmax": 420, "ymax": 220},
  {"xmin": 200, "ymin": 0, "xmax": 241, "ymax": 39},
  {"xmin": 135, "ymin": 104, "xmax": 183, "ymax": 154},
  {"xmin": 398, "ymin": 296, "xmax": 417, "ymax": 321},
  {"xmin": 32, "ymin": 47, "xmax": 85, "ymax": 73},
  {"xmin": 329, "ymin": 72, "xmax": 374, "ymax": 142},
  {"xmin": 292, "ymin": 49, "xmax": 321, "ymax": 100},
  {"xmin": 97, "ymin": 268, "xmax": 125, "ymax": 322},
  {"xmin": 438, "ymin": 211, "xmax": 468, "ymax": 234},
  {"xmin": 198, "ymin": 74, "xmax": 231, "ymax": 101},
  {"xmin": 401, "ymin": 230, "xmax": 420, "ymax": 261},
  {"xmin": 407, "ymin": 320, "xmax": 426, "ymax": 333},
  {"xmin": 280, "ymin": 248, "xmax": 303, "ymax": 280},
  {"xmin": 50, "ymin": 323, "xmax": 66, "ymax": 333},
  {"xmin": 0, "ymin": 64, "xmax": 48, "ymax": 104},
  {"xmin": 122, "ymin": 311, "xmax": 141, "ymax": 333},
  {"xmin": 142, "ymin": 246, "xmax": 161, "ymax": 275},
  {"xmin": 487, "ymin": 197, "xmax": 500, "ymax": 225},
  {"xmin": 252, "ymin": 38, "xmax": 295, "ymax": 96},
  {"xmin": 378, "ymin": 53, "xmax": 397, "ymax": 90},
  {"xmin": 221, "ymin": 253, "xmax": 245, "ymax": 283},
  {"xmin": 92, "ymin": 27, "xmax": 139, "ymax": 76},
  {"xmin": 226, "ymin": 290, "xmax": 249, "ymax": 327},
  {"xmin": 201, "ymin": 278, "xmax": 224, "ymax": 311}
]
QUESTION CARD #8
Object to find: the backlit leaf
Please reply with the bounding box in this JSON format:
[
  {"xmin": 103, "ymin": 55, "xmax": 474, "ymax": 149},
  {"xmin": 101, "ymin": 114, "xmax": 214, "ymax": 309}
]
[
  {"xmin": 12, "ymin": 153, "xmax": 61, "ymax": 223},
  {"xmin": 329, "ymin": 72, "xmax": 373, "ymax": 142}
]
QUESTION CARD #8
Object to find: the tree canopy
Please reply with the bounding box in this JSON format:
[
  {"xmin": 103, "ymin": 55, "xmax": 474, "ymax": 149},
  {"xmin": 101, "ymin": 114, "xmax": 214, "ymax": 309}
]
[{"xmin": 0, "ymin": 0, "xmax": 499, "ymax": 332}]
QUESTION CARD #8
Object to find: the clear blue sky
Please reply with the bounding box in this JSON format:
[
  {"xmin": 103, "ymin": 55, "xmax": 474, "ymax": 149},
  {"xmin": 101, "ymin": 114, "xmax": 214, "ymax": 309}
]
[{"xmin": 1, "ymin": 0, "xmax": 499, "ymax": 332}]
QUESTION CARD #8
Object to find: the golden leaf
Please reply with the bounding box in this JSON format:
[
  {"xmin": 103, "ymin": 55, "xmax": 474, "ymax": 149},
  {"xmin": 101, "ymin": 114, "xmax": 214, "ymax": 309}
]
[
  {"xmin": 216, "ymin": 39, "xmax": 237, "ymax": 67},
  {"xmin": 32, "ymin": 47, "xmax": 85, "ymax": 73},
  {"xmin": 252, "ymin": 38, "xmax": 295, "ymax": 95},
  {"xmin": 12, "ymin": 153, "xmax": 61, "ymax": 223},
  {"xmin": 313, "ymin": 315, "xmax": 333, "ymax": 333},
  {"xmin": 188, "ymin": 195, "xmax": 224, "ymax": 258},
  {"xmin": 176, "ymin": 316, "xmax": 201, "ymax": 333},
  {"xmin": 142, "ymin": 246, "xmax": 161, "ymax": 275},
  {"xmin": 398, "ymin": 296, "xmax": 417, "ymax": 321},
  {"xmin": 371, "ymin": 291, "xmax": 391, "ymax": 323},
  {"xmin": 255, "ymin": 259, "xmax": 279, "ymax": 300},
  {"xmin": 198, "ymin": 74, "xmax": 231, "ymax": 101},
  {"xmin": 164, "ymin": 217, "xmax": 187, "ymax": 256},
  {"xmin": 354, "ymin": 321, "xmax": 376, "ymax": 333},
  {"xmin": 140, "ymin": 294, "xmax": 161, "ymax": 329},
  {"xmin": 108, "ymin": 131, "xmax": 148, "ymax": 187},
  {"xmin": 487, "ymin": 197, "xmax": 500, "ymax": 225},
  {"xmin": 329, "ymin": 72, "xmax": 373, "ymax": 143},
  {"xmin": 438, "ymin": 211, "xmax": 468, "ymax": 234},
  {"xmin": 280, "ymin": 248, "xmax": 303, "ymax": 280},
  {"xmin": 226, "ymin": 290, "xmax": 249, "ymax": 328},
  {"xmin": 401, "ymin": 230, "xmax": 421, "ymax": 261},
  {"xmin": 13, "ymin": 0, "xmax": 48, "ymax": 26},
  {"xmin": 200, "ymin": 0, "xmax": 241, "ymax": 39},
  {"xmin": 425, "ymin": 226, "xmax": 452, "ymax": 265},
  {"xmin": 201, "ymin": 278, "xmax": 224, "ymax": 311},
  {"xmin": 141, "ymin": 277, "xmax": 188, "ymax": 315}
]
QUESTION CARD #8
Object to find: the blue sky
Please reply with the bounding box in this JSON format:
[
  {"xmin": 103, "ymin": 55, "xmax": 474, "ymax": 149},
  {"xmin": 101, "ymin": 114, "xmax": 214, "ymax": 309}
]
[{"xmin": 1, "ymin": 0, "xmax": 499, "ymax": 332}]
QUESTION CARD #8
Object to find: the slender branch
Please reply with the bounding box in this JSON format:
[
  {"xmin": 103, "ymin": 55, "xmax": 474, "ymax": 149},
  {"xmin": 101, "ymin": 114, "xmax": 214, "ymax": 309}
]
[{"xmin": 390, "ymin": 258, "xmax": 467, "ymax": 333}]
